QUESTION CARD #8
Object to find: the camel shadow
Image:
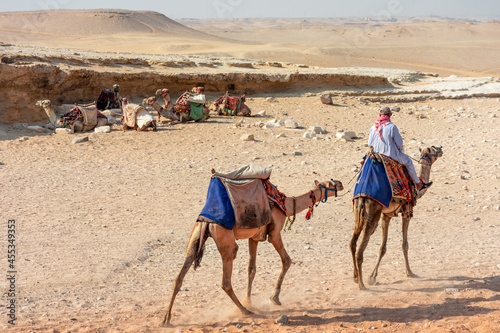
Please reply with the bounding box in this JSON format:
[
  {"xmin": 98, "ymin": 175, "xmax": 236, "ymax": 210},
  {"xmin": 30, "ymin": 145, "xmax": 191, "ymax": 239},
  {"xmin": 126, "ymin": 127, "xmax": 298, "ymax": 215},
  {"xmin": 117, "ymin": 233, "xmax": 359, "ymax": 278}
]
[{"xmin": 281, "ymin": 275, "xmax": 500, "ymax": 328}]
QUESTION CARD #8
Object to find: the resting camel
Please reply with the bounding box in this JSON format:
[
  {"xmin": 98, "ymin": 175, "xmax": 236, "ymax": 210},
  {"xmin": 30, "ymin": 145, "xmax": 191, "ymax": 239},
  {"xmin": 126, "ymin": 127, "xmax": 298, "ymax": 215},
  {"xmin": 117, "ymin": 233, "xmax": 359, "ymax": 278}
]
[
  {"xmin": 350, "ymin": 146, "xmax": 443, "ymax": 290},
  {"xmin": 162, "ymin": 178, "xmax": 344, "ymax": 326},
  {"xmin": 35, "ymin": 100, "xmax": 58, "ymax": 126},
  {"xmin": 142, "ymin": 96, "xmax": 178, "ymax": 122},
  {"xmin": 35, "ymin": 100, "xmax": 108, "ymax": 132}
]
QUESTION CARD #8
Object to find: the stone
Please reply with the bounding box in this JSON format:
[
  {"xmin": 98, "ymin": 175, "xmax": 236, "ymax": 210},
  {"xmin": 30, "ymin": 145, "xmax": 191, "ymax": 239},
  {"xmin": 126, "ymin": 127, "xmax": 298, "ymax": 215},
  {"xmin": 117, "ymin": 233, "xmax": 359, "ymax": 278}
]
[
  {"xmin": 276, "ymin": 133, "xmax": 286, "ymax": 138},
  {"xmin": 72, "ymin": 136, "xmax": 89, "ymax": 144},
  {"xmin": 336, "ymin": 132, "xmax": 354, "ymax": 142},
  {"xmin": 265, "ymin": 97, "xmax": 274, "ymax": 102},
  {"xmin": 303, "ymin": 131, "xmax": 316, "ymax": 138},
  {"xmin": 320, "ymin": 93, "xmax": 333, "ymax": 105},
  {"xmin": 391, "ymin": 106, "xmax": 401, "ymax": 112},
  {"xmin": 94, "ymin": 126, "xmax": 111, "ymax": 133},
  {"xmin": 27, "ymin": 125, "xmax": 46, "ymax": 133},
  {"xmin": 294, "ymin": 151, "xmax": 303, "ymax": 156},
  {"xmin": 55, "ymin": 128, "xmax": 73, "ymax": 134},
  {"xmin": 284, "ymin": 119, "xmax": 299, "ymax": 129},
  {"xmin": 308, "ymin": 126, "xmax": 327, "ymax": 134},
  {"xmin": 275, "ymin": 315, "xmax": 289, "ymax": 325},
  {"xmin": 344, "ymin": 131, "xmax": 357, "ymax": 139},
  {"xmin": 256, "ymin": 110, "xmax": 266, "ymax": 117},
  {"xmin": 240, "ymin": 134, "xmax": 254, "ymax": 141}
]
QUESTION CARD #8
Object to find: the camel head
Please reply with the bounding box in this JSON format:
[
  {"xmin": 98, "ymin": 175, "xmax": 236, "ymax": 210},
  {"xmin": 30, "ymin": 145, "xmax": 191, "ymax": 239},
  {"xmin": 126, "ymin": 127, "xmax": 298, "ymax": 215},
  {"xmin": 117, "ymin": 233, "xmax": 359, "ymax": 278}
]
[
  {"xmin": 122, "ymin": 98, "xmax": 129, "ymax": 106},
  {"xmin": 156, "ymin": 88, "xmax": 170, "ymax": 98},
  {"xmin": 35, "ymin": 100, "xmax": 51, "ymax": 108},
  {"xmin": 314, "ymin": 179, "xmax": 344, "ymax": 199},
  {"xmin": 419, "ymin": 146, "xmax": 443, "ymax": 166},
  {"xmin": 142, "ymin": 96, "xmax": 158, "ymax": 106}
]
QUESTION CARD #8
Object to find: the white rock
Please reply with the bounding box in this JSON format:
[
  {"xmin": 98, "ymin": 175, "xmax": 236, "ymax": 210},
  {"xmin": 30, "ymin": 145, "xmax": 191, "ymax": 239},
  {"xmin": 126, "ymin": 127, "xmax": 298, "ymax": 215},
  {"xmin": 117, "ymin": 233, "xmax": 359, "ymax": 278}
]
[
  {"xmin": 240, "ymin": 134, "xmax": 254, "ymax": 141},
  {"xmin": 257, "ymin": 110, "xmax": 266, "ymax": 117},
  {"xmin": 94, "ymin": 126, "xmax": 111, "ymax": 133},
  {"xmin": 301, "ymin": 161, "xmax": 307, "ymax": 166},
  {"xmin": 285, "ymin": 119, "xmax": 299, "ymax": 128},
  {"xmin": 55, "ymin": 128, "xmax": 72, "ymax": 134},
  {"xmin": 303, "ymin": 132, "xmax": 317, "ymax": 139},
  {"xmin": 284, "ymin": 119, "xmax": 299, "ymax": 129},
  {"xmin": 27, "ymin": 125, "xmax": 45, "ymax": 133},
  {"xmin": 336, "ymin": 132, "xmax": 354, "ymax": 142},
  {"xmin": 308, "ymin": 126, "xmax": 327, "ymax": 134},
  {"xmin": 72, "ymin": 136, "xmax": 89, "ymax": 144},
  {"xmin": 276, "ymin": 133, "xmax": 286, "ymax": 138}
]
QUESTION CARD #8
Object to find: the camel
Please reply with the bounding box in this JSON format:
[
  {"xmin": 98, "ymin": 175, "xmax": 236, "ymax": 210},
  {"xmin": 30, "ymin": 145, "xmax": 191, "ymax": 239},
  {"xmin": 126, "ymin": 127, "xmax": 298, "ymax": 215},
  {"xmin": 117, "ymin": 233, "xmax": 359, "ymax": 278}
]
[
  {"xmin": 35, "ymin": 100, "xmax": 58, "ymax": 127},
  {"xmin": 162, "ymin": 178, "xmax": 344, "ymax": 326},
  {"xmin": 142, "ymin": 96, "xmax": 178, "ymax": 122},
  {"xmin": 350, "ymin": 146, "xmax": 443, "ymax": 290},
  {"xmin": 35, "ymin": 100, "xmax": 108, "ymax": 132},
  {"xmin": 155, "ymin": 88, "xmax": 171, "ymax": 108},
  {"xmin": 121, "ymin": 98, "xmax": 157, "ymax": 131}
]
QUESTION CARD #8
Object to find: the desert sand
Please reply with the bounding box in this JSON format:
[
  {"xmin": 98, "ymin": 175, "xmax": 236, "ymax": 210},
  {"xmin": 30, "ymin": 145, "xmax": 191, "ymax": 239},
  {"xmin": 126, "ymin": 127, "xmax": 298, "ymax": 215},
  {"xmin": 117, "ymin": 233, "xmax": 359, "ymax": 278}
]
[{"xmin": 0, "ymin": 9, "xmax": 499, "ymax": 333}]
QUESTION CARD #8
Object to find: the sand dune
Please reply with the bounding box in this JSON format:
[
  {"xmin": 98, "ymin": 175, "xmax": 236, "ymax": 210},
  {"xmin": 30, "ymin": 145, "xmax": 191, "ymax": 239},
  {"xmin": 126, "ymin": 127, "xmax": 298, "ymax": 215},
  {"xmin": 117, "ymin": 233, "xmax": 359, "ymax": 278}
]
[{"xmin": 1, "ymin": 10, "xmax": 499, "ymax": 76}]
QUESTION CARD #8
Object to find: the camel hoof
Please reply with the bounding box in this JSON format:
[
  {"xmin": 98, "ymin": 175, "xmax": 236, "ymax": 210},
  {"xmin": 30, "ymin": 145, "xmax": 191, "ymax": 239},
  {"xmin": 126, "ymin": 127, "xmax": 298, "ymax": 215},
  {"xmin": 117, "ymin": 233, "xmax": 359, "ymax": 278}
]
[
  {"xmin": 160, "ymin": 321, "xmax": 173, "ymax": 328},
  {"xmin": 242, "ymin": 309, "xmax": 254, "ymax": 316},
  {"xmin": 407, "ymin": 272, "xmax": 418, "ymax": 278},
  {"xmin": 270, "ymin": 296, "xmax": 282, "ymax": 306},
  {"xmin": 367, "ymin": 276, "xmax": 377, "ymax": 286}
]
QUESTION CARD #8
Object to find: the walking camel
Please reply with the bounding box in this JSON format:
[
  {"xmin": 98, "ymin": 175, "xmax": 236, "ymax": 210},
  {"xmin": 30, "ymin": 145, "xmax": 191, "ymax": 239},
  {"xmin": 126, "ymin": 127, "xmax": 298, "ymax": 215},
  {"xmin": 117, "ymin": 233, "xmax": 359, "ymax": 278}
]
[
  {"xmin": 350, "ymin": 146, "xmax": 443, "ymax": 290},
  {"xmin": 162, "ymin": 178, "xmax": 343, "ymax": 326}
]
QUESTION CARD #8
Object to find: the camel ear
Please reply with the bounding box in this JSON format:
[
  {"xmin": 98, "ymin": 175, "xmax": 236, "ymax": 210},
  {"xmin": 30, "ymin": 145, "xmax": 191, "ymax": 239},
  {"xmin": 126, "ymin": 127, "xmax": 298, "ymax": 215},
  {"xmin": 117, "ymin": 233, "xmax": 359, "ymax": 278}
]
[{"xmin": 314, "ymin": 180, "xmax": 319, "ymax": 186}]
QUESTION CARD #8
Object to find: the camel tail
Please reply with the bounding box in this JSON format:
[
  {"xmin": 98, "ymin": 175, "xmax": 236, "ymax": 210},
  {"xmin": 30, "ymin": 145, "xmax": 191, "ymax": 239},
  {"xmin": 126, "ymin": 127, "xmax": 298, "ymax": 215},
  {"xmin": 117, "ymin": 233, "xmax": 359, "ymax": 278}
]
[{"xmin": 194, "ymin": 222, "xmax": 209, "ymax": 271}]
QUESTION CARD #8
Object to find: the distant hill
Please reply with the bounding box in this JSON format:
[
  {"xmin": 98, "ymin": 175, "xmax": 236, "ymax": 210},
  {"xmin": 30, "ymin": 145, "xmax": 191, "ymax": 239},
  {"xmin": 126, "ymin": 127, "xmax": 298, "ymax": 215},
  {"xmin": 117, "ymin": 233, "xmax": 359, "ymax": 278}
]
[{"xmin": 0, "ymin": 9, "xmax": 209, "ymax": 37}]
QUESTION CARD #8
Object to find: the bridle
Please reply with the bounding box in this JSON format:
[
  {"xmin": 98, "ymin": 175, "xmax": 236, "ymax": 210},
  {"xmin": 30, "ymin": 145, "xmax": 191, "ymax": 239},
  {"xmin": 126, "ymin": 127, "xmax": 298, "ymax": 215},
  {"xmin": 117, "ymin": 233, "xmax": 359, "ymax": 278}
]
[
  {"xmin": 419, "ymin": 146, "xmax": 442, "ymax": 166},
  {"xmin": 284, "ymin": 180, "xmax": 338, "ymax": 230}
]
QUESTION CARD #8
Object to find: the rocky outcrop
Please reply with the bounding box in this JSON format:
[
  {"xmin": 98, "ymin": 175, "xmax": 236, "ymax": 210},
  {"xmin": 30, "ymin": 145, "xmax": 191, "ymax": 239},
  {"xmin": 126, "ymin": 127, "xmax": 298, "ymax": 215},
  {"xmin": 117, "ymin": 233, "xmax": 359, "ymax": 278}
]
[{"xmin": 0, "ymin": 45, "xmax": 397, "ymax": 123}]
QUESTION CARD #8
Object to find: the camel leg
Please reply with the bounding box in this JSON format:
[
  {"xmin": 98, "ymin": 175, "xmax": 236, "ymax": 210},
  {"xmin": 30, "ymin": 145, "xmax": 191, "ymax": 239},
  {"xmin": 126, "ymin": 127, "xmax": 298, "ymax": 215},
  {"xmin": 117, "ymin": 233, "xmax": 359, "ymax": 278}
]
[
  {"xmin": 211, "ymin": 225, "xmax": 253, "ymax": 316},
  {"xmin": 269, "ymin": 233, "xmax": 292, "ymax": 305},
  {"xmin": 162, "ymin": 222, "xmax": 204, "ymax": 327},
  {"xmin": 244, "ymin": 238, "xmax": 258, "ymax": 307},
  {"xmin": 401, "ymin": 215, "xmax": 417, "ymax": 278},
  {"xmin": 350, "ymin": 198, "xmax": 364, "ymax": 283},
  {"xmin": 354, "ymin": 199, "xmax": 382, "ymax": 290},
  {"xmin": 368, "ymin": 214, "xmax": 391, "ymax": 285}
]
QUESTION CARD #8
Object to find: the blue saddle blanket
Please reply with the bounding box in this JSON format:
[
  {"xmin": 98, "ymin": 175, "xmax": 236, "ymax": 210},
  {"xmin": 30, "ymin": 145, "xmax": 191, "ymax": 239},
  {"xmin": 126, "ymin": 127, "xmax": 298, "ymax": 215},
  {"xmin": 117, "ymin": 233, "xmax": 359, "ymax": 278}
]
[
  {"xmin": 353, "ymin": 156, "xmax": 392, "ymax": 207},
  {"xmin": 199, "ymin": 177, "xmax": 235, "ymax": 229}
]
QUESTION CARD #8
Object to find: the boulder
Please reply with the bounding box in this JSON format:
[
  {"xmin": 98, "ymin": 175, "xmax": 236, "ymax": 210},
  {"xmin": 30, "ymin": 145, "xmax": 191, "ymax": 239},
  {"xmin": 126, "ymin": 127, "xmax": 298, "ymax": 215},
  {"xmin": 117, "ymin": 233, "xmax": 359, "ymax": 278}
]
[
  {"xmin": 303, "ymin": 131, "xmax": 317, "ymax": 138},
  {"xmin": 320, "ymin": 93, "xmax": 333, "ymax": 105},
  {"xmin": 284, "ymin": 119, "xmax": 299, "ymax": 129},
  {"xmin": 308, "ymin": 126, "xmax": 327, "ymax": 134},
  {"xmin": 94, "ymin": 126, "xmax": 111, "ymax": 133},
  {"xmin": 240, "ymin": 134, "xmax": 254, "ymax": 141},
  {"xmin": 72, "ymin": 136, "xmax": 89, "ymax": 144},
  {"xmin": 55, "ymin": 128, "xmax": 73, "ymax": 134}
]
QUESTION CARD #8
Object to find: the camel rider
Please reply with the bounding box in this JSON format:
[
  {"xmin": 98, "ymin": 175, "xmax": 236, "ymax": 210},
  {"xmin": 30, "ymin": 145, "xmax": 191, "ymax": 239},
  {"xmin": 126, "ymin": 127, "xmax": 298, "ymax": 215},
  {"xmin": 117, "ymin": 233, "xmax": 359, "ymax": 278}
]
[
  {"xmin": 112, "ymin": 84, "xmax": 123, "ymax": 109},
  {"xmin": 368, "ymin": 106, "xmax": 432, "ymax": 191}
]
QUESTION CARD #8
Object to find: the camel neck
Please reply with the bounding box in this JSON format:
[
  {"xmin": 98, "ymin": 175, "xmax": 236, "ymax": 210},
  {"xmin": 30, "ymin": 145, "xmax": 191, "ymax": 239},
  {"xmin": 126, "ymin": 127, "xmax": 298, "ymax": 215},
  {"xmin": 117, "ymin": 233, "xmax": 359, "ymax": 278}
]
[
  {"xmin": 418, "ymin": 162, "xmax": 432, "ymax": 183},
  {"xmin": 284, "ymin": 186, "xmax": 324, "ymax": 217}
]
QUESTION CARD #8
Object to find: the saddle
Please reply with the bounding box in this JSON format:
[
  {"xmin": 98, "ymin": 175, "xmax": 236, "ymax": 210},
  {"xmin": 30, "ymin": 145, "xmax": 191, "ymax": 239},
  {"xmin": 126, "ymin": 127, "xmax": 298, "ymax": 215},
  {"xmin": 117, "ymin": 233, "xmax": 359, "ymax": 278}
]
[
  {"xmin": 199, "ymin": 164, "xmax": 277, "ymax": 230},
  {"xmin": 354, "ymin": 150, "xmax": 418, "ymax": 217}
]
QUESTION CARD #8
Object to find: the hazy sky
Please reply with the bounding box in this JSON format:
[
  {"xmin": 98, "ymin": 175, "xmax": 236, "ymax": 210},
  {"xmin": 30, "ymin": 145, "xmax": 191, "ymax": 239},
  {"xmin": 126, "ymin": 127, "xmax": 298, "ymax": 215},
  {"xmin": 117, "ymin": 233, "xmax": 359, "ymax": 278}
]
[{"xmin": 0, "ymin": 0, "xmax": 499, "ymax": 19}]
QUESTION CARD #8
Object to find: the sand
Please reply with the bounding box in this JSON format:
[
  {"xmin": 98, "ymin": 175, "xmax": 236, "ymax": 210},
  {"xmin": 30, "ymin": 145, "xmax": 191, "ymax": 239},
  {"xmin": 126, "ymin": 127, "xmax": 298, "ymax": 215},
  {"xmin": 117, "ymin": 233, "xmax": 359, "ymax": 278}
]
[{"xmin": 0, "ymin": 9, "xmax": 499, "ymax": 333}]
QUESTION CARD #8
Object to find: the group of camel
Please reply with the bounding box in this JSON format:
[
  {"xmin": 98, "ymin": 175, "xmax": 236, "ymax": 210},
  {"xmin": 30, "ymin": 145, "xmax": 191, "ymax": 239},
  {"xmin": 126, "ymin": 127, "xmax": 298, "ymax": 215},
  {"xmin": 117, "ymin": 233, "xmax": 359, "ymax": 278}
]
[
  {"xmin": 35, "ymin": 87, "xmax": 211, "ymax": 133},
  {"xmin": 34, "ymin": 89, "xmax": 444, "ymax": 327},
  {"xmin": 162, "ymin": 145, "xmax": 443, "ymax": 326}
]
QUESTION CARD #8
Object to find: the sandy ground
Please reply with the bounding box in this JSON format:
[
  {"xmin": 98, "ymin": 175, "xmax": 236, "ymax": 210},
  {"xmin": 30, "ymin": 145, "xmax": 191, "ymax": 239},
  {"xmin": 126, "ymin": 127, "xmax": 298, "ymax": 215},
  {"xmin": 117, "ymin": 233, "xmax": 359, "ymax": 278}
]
[
  {"xmin": 0, "ymin": 9, "xmax": 500, "ymax": 333},
  {"xmin": 1, "ymin": 95, "xmax": 500, "ymax": 332}
]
